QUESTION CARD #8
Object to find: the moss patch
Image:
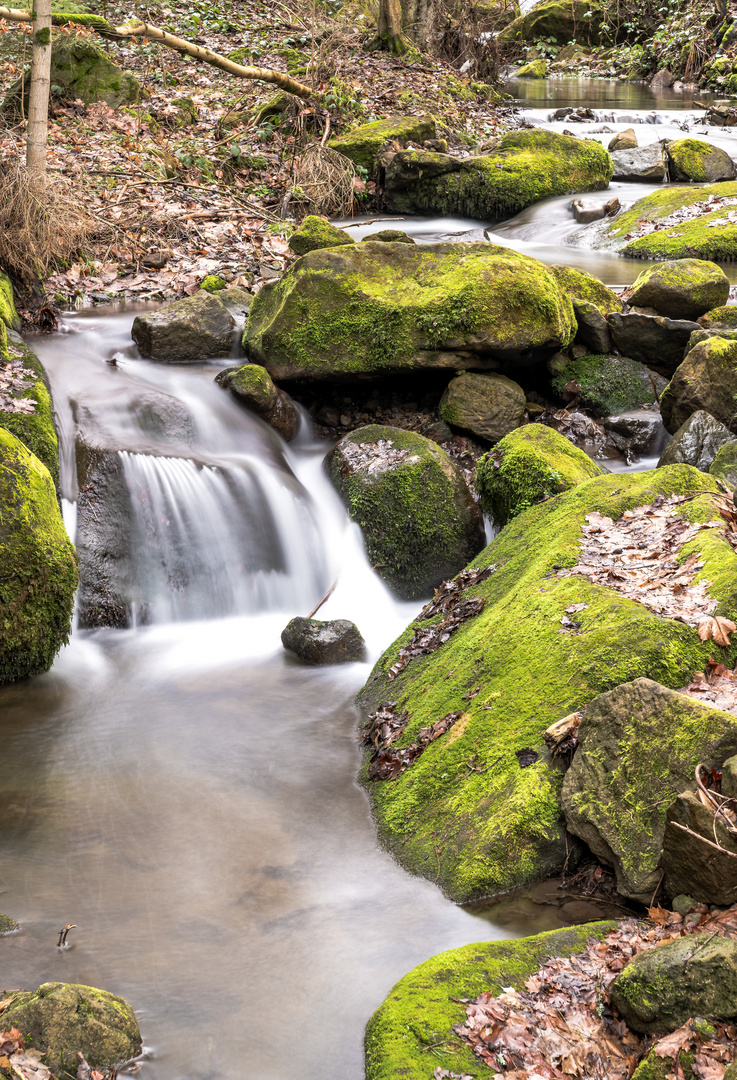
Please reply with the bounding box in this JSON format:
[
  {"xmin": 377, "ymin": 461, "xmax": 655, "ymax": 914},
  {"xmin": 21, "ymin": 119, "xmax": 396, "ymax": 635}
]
[
  {"xmin": 327, "ymin": 114, "xmax": 436, "ymax": 175},
  {"xmin": 549, "ymin": 264, "xmax": 624, "ymax": 316},
  {"xmin": 1, "ymin": 331, "xmax": 60, "ymax": 488},
  {"xmin": 552, "ymin": 353, "xmax": 662, "ymax": 415},
  {"xmin": 0, "ymin": 271, "xmax": 20, "ymax": 331},
  {"xmin": 0, "ymin": 913, "xmax": 18, "ymax": 933},
  {"xmin": 356, "ymin": 466, "xmax": 737, "ymax": 901},
  {"xmin": 288, "ymin": 215, "xmax": 355, "ymax": 256},
  {"xmin": 699, "ymin": 304, "xmax": 737, "ymax": 328},
  {"xmin": 667, "ymin": 138, "xmax": 736, "ymax": 183}
]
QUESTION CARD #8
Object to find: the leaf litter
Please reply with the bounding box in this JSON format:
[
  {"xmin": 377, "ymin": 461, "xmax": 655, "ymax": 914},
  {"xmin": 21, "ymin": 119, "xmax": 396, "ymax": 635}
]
[
  {"xmin": 0, "ymin": 361, "xmax": 37, "ymax": 415},
  {"xmin": 455, "ymin": 905, "xmax": 737, "ymax": 1079}
]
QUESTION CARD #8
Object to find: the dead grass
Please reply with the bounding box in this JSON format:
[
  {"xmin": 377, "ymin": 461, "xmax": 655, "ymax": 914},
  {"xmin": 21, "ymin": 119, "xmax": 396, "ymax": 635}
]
[{"xmin": 290, "ymin": 142, "xmax": 357, "ymax": 217}]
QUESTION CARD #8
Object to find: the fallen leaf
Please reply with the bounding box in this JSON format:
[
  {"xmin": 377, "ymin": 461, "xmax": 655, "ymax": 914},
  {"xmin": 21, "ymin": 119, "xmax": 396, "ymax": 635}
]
[{"xmin": 698, "ymin": 615, "xmax": 737, "ymax": 648}]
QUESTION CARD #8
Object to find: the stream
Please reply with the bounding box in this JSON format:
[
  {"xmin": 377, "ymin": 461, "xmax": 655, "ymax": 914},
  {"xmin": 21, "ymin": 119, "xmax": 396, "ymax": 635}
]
[{"xmin": 2, "ymin": 78, "xmax": 735, "ymax": 1080}]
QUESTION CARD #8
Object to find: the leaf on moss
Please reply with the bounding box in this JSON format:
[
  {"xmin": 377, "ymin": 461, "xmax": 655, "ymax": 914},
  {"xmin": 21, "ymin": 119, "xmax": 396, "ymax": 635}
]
[{"xmin": 698, "ymin": 615, "xmax": 737, "ymax": 648}]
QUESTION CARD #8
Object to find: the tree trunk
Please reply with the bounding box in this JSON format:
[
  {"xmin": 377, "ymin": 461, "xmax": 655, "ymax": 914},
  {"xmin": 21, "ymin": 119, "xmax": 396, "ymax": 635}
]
[
  {"xmin": 400, "ymin": 0, "xmax": 436, "ymax": 50},
  {"xmin": 26, "ymin": 0, "xmax": 52, "ymax": 183},
  {"xmin": 377, "ymin": 0, "xmax": 407, "ymax": 53}
]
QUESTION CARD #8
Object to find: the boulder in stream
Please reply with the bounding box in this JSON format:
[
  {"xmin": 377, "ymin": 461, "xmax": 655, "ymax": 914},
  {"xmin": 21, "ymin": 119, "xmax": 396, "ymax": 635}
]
[
  {"xmin": 625, "ymin": 259, "xmax": 730, "ymax": 321},
  {"xmin": 551, "ymin": 353, "xmax": 665, "ymax": 415},
  {"xmin": 710, "ymin": 440, "xmax": 737, "ymax": 488},
  {"xmin": 660, "ymin": 335, "xmax": 737, "ymax": 434},
  {"xmin": 608, "ymin": 128, "xmax": 638, "ymax": 151},
  {"xmin": 699, "ymin": 304, "xmax": 737, "ymax": 329},
  {"xmin": 281, "ymin": 616, "xmax": 366, "ymax": 664},
  {"xmin": 667, "ymin": 137, "xmax": 736, "ymax": 183},
  {"xmin": 132, "ymin": 289, "xmax": 237, "ymax": 362},
  {"xmin": 216, "ymin": 363, "xmax": 300, "ymax": 441},
  {"xmin": 657, "ymin": 409, "xmax": 735, "ymax": 471},
  {"xmin": 288, "ymin": 215, "xmax": 355, "ymax": 256},
  {"xmin": 439, "ymin": 371, "xmax": 526, "ymax": 443},
  {"xmin": 326, "ymin": 425, "xmax": 484, "ymax": 601},
  {"xmin": 609, "ymin": 143, "xmax": 667, "ymax": 182},
  {"xmin": 607, "ymin": 311, "xmax": 701, "ymax": 376}
]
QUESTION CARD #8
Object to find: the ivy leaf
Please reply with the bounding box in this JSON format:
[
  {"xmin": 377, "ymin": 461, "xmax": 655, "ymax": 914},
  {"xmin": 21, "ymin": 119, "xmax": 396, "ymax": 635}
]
[{"xmin": 697, "ymin": 615, "xmax": 737, "ymax": 648}]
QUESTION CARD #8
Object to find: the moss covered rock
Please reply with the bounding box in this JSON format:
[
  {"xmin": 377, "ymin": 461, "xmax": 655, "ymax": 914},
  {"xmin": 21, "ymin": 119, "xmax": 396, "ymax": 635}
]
[
  {"xmin": 385, "ymin": 129, "xmax": 613, "ymax": 219},
  {"xmin": 500, "ymin": 0, "xmax": 605, "ymax": 45},
  {"xmin": 132, "ymin": 289, "xmax": 236, "ymax": 362},
  {"xmin": 0, "ymin": 428, "xmax": 77, "ymax": 685},
  {"xmin": 660, "ymin": 335, "xmax": 737, "ymax": 435},
  {"xmin": 0, "ymin": 914, "xmax": 18, "ymax": 933},
  {"xmin": 215, "ymin": 362, "xmax": 300, "ymax": 441},
  {"xmin": 0, "ymin": 982, "xmax": 141, "ymax": 1073},
  {"xmin": 549, "ymin": 264, "xmax": 624, "ymax": 317},
  {"xmin": 516, "ymin": 58, "xmax": 547, "ymax": 77},
  {"xmin": 626, "ymin": 259, "xmax": 730, "ymax": 321},
  {"xmin": 243, "ymin": 241, "xmax": 576, "ymax": 380},
  {"xmin": 281, "ymin": 616, "xmax": 366, "ymax": 664},
  {"xmin": 0, "ymin": 270, "xmax": 20, "ymax": 331},
  {"xmin": 610, "ymin": 934, "xmax": 737, "ymax": 1034},
  {"xmin": 710, "ymin": 439, "xmax": 737, "ymax": 488},
  {"xmin": 662, "ymin": 789, "xmax": 737, "ymax": 905},
  {"xmin": 551, "ymin": 353, "xmax": 664, "ymax": 415},
  {"xmin": 698, "ymin": 304, "xmax": 737, "ymax": 329},
  {"xmin": 356, "ymin": 465, "xmax": 736, "ymax": 901},
  {"xmin": 359, "ymin": 229, "xmax": 415, "ymax": 244},
  {"xmin": 667, "ymin": 138, "xmax": 736, "ymax": 183},
  {"xmin": 3, "ymin": 36, "xmax": 139, "ymax": 113},
  {"xmin": 365, "ymin": 922, "xmax": 614, "ymax": 1080},
  {"xmin": 327, "ymin": 425, "xmax": 484, "ymax": 600},
  {"xmin": 2, "ymin": 331, "xmax": 60, "ymax": 487},
  {"xmin": 476, "ymin": 422, "xmax": 604, "ymax": 526},
  {"xmin": 439, "ymin": 372, "xmax": 526, "ymax": 443},
  {"xmin": 562, "ymin": 679, "xmax": 737, "ymax": 902},
  {"xmin": 327, "ymin": 115, "xmax": 436, "ymax": 175},
  {"xmin": 288, "ymin": 215, "xmax": 355, "ymax": 256},
  {"xmin": 199, "ymin": 274, "xmax": 226, "ymax": 293}
]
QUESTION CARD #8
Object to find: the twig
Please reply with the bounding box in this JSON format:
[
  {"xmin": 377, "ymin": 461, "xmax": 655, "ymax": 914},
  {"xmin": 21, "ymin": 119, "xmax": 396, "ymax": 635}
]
[
  {"xmin": 670, "ymin": 821, "xmax": 737, "ymax": 861},
  {"xmin": 343, "ymin": 216, "xmax": 405, "ymax": 227},
  {"xmin": 306, "ymin": 579, "xmax": 337, "ymax": 618}
]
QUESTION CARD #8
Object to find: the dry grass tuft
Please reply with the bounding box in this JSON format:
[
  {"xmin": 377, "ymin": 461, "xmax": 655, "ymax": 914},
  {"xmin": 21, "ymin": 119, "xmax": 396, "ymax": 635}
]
[
  {"xmin": 291, "ymin": 142, "xmax": 357, "ymax": 217},
  {"xmin": 0, "ymin": 158, "xmax": 96, "ymax": 290}
]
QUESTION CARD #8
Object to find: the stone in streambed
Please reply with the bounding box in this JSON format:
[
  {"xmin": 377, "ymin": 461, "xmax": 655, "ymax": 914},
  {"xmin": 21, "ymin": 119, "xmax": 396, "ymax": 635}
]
[
  {"xmin": 439, "ymin": 372, "xmax": 526, "ymax": 443},
  {"xmin": 281, "ymin": 617, "xmax": 366, "ymax": 664},
  {"xmin": 572, "ymin": 299, "xmax": 612, "ymax": 352},
  {"xmin": 657, "ymin": 409, "xmax": 735, "ymax": 470},
  {"xmin": 710, "ymin": 440, "xmax": 737, "ymax": 488},
  {"xmin": 288, "ymin": 215, "xmax": 355, "ymax": 256},
  {"xmin": 625, "ymin": 259, "xmax": 730, "ymax": 321},
  {"xmin": 667, "ymin": 138, "xmax": 736, "ymax": 183},
  {"xmin": 607, "ymin": 312, "xmax": 701, "ymax": 376},
  {"xmin": 660, "ymin": 335, "xmax": 737, "ymax": 434},
  {"xmin": 326, "ymin": 425, "xmax": 484, "ymax": 601},
  {"xmin": 603, "ymin": 411, "xmax": 667, "ymax": 458},
  {"xmin": 699, "ymin": 305, "xmax": 737, "ymax": 329},
  {"xmin": 132, "ymin": 290, "xmax": 236, "ymax": 362},
  {"xmin": 661, "ymin": 789, "xmax": 737, "ymax": 906},
  {"xmin": 548, "ymin": 264, "xmax": 624, "ymax": 317},
  {"xmin": 0, "ymin": 982, "xmax": 142, "ymax": 1074},
  {"xmin": 608, "ymin": 128, "xmax": 638, "ymax": 151},
  {"xmin": 610, "ymin": 143, "xmax": 667, "ymax": 182},
  {"xmin": 551, "ymin": 353, "xmax": 665, "ymax": 415},
  {"xmin": 216, "ymin": 363, "xmax": 300, "ymax": 441},
  {"xmin": 610, "ymin": 934, "xmax": 737, "ymax": 1034}
]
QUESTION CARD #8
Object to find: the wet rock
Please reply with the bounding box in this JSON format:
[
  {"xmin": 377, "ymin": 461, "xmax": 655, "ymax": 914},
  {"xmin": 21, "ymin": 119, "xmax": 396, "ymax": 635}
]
[
  {"xmin": 572, "ymin": 299, "xmax": 611, "ymax": 352},
  {"xmin": 710, "ymin": 440, "xmax": 737, "ymax": 488},
  {"xmin": 661, "ymin": 789, "xmax": 737, "ymax": 906},
  {"xmin": 667, "ymin": 138, "xmax": 736, "ymax": 183},
  {"xmin": 570, "ymin": 199, "xmax": 610, "ymax": 225},
  {"xmin": 551, "ymin": 353, "xmax": 665, "ymax": 415},
  {"xmin": 71, "ymin": 388, "xmax": 196, "ymax": 452},
  {"xmin": 625, "ymin": 259, "xmax": 730, "ymax": 321},
  {"xmin": 216, "ymin": 363, "xmax": 300, "ymax": 441},
  {"xmin": 660, "ymin": 335, "xmax": 737, "ymax": 434},
  {"xmin": 517, "ymin": 58, "xmax": 547, "ymax": 77},
  {"xmin": 651, "ymin": 67, "xmax": 675, "ymax": 89},
  {"xmin": 439, "ymin": 372, "xmax": 526, "ymax": 443},
  {"xmin": 326, "ymin": 425, "xmax": 484, "ymax": 601},
  {"xmin": 608, "ymin": 128, "xmax": 637, "ymax": 151},
  {"xmin": 610, "ymin": 934, "xmax": 737, "ymax": 1034},
  {"xmin": 281, "ymin": 616, "xmax": 366, "ymax": 664},
  {"xmin": 562, "ymin": 678, "xmax": 737, "ymax": 902},
  {"xmin": 607, "ymin": 311, "xmax": 701, "ymax": 376},
  {"xmin": 699, "ymin": 304, "xmax": 737, "ymax": 329},
  {"xmin": 288, "ymin": 215, "xmax": 355, "ymax": 256},
  {"xmin": 657, "ymin": 409, "xmax": 735, "ymax": 470},
  {"xmin": 132, "ymin": 290, "xmax": 236, "ymax": 362},
  {"xmin": 603, "ymin": 410, "xmax": 668, "ymax": 457},
  {"xmin": 0, "ymin": 982, "xmax": 142, "ymax": 1074},
  {"xmin": 610, "ymin": 143, "xmax": 667, "ymax": 182},
  {"xmin": 217, "ymin": 286, "xmax": 252, "ymax": 324},
  {"xmin": 2, "ymin": 37, "xmax": 139, "ymax": 114},
  {"xmin": 0, "ymin": 429, "xmax": 77, "ymax": 686}
]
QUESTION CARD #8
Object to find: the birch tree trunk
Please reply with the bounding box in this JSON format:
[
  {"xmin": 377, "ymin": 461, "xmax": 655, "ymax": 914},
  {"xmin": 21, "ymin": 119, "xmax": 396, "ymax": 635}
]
[{"xmin": 26, "ymin": 0, "xmax": 52, "ymax": 183}]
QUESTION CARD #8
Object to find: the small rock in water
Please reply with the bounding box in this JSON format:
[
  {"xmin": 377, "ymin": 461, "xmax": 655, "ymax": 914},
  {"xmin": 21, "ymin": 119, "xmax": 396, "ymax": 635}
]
[{"xmin": 281, "ymin": 617, "xmax": 366, "ymax": 665}]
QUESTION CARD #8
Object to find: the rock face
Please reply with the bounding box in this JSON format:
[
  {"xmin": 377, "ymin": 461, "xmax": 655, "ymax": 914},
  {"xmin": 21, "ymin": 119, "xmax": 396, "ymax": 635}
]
[
  {"xmin": 661, "ymin": 790, "xmax": 737, "ymax": 905},
  {"xmin": 610, "ymin": 935, "xmax": 737, "ymax": 1034},
  {"xmin": 243, "ymin": 242, "xmax": 576, "ymax": 381},
  {"xmin": 657, "ymin": 410, "xmax": 735, "ymax": 470},
  {"xmin": 288, "ymin": 215, "xmax": 355, "ymax": 256},
  {"xmin": 660, "ymin": 336, "xmax": 737, "ymax": 434},
  {"xmin": 499, "ymin": 0, "xmax": 607, "ymax": 45},
  {"xmin": 439, "ymin": 372, "xmax": 526, "ymax": 443},
  {"xmin": 384, "ymin": 130, "xmax": 613, "ymax": 220},
  {"xmin": 3, "ymin": 37, "xmax": 139, "ymax": 113},
  {"xmin": 326, "ymin": 425, "xmax": 484, "ymax": 601},
  {"xmin": 281, "ymin": 617, "xmax": 366, "ymax": 664},
  {"xmin": 551, "ymin": 353, "xmax": 665, "ymax": 415},
  {"xmin": 0, "ymin": 982, "xmax": 142, "ymax": 1074},
  {"xmin": 215, "ymin": 363, "xmax": 300, "ymax": 441},
  {"xmin": 132, "ymin": 290, "xmax": 236, "ymax": 361},
  {"xmin": 356, "ymin": 467, "xmax": 737, "ymax": 902},
  {"xmin": 476, "ymin": 423, "xmax": 604, "ymax": 526},
  {"xmin": 625, "ymin": 259, "xmax": 730, "ymax": 320},
  {"xmin": 561, "ymin": 679, "xmax": 737, "ymax": 902},
  {"xmin": 610, "ymin": 143, "xmax": 667, "ymax": 182},
  {"xmin": 667, "ymin": 138, "xmax": 737, "ymax": 182},
  {"xmin": 0, "ymin": 429, "xmax": 77, "ymax": 685},
  {"xmin": 327, "ymin": 114, "xmax": 435, "ymax": 175},
  {"xmin": 607, "ymin": 312, "xmax": 701, "ymax": 376}
]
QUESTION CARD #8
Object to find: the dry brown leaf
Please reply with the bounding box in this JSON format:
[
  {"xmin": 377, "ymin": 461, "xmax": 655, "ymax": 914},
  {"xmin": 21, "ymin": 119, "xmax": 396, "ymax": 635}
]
[{"xmin": 698, "ymin": 616, "xmax": 737, "ymax": 648}]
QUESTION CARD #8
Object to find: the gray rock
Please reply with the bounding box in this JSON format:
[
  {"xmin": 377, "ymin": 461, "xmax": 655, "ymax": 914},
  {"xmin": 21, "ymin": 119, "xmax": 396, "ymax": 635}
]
[
  {"xmin": 218, "ymin": 286, "xmax": 252, "ymax": 324},
  {"xmin": 281, "ymin": 617, "xmax": 366, "ymax": 664},
  {"xmin": 660, "ymin": 335, "xmax": 737, "ymax": 434},
  {"xmin": 724, "ymin": 753, "xmax": 737, "ymax": 796},
  {"xmin": 610, "ymin": 934, "xmax": 737, "ymax": 1034},
  {"xmin": 625, "ymin": 259, "xmax": 730, "ymax": 321},
  {"xmin": 608, "ymin": 128, "xmax": 637, "ymax": 151},
  {"xmin": 215, "ymin": 363, "xmax": 300, "ymax": 441},
  {"xmin": 603, "ymin": 410, "xmax": 668, "ymax": 456},
  {"xmin": 651, "ymin": 67, "xmax": 675, "ymax": 89},
  {"xmin": 132, "ymin": 290, "xmax": 236, "ymax": 362},
  {"xmin": 573, "ymin": 298, "xmax": 611, "ymax": 353},
  {"xmin": 610, "ymin": 143, "xmax": 667, "ymax": 182},
  {"xmin": 662, "ymin": 789, "xmax": 737, "ymax": 906},
  {"xmin": 439, "ymin": 372, "xmax": 526, "ymax": 443},
  {"xmin": 607, "ymin": 311, "xmax": 701, "ymax": 375},
  {"xmin": 657, "ymin": 410, "xmax": 735, "ymax": 471}
]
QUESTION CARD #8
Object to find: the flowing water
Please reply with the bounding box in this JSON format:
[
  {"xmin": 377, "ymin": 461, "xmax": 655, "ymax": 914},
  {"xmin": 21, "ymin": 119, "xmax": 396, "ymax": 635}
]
[{"xmin": 2, "ymin": 78, "xmax": 731, "ymax": 1080}]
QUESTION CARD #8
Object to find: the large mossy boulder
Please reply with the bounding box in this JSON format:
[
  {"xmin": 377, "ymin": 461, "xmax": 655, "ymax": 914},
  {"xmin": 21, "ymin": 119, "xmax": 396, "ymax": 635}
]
[
  {"xmin": 667, "ymin": 138, "xmax": 736, "ymax": 183},
  {"xmin": 499, "ymin": 0, "xmax": 605, "ymax": 45},
  {"xmin": 710, "ymin": 439, "xmax": 737, "ymax": 488},
  {"xmin": 215, "ymin": 362, "xmax": 300, "ymax": 441},
  {"xmin": 2, "ymin": 331, "xmax": 60, "ymax": 487},
  {"xmin": 657, "ymin": 409, "xmax": 735, "ymax": 471},
  {"xmin": 597, "ymin": 181, "xmax": 737, "ymax": 260},
  {"xmin": 516, "ymin": 58, "xmax": 547, "ymax": 77},
  {"xmin": 610, "ymin": 935, "xmax": 737, "ymax": 1034},
  {"xmin": 132, "ymin": 289, "xmax": 236, "ymax": 362},
  {"xmin": 0, "ymin": 982, "xmax": 142, "ymax": 1074},
  {"xmin": 562, "ymin": 679, "xmax": 737, "ymax": 902},
  {"xmin": 660, "ymin": 335, "xmax": 737, "ymax": 435},
  {"xmin": 356, "ymin": 466, "xmax": 737, "ymax": 902},
  {"xmin": 551, "ymin": 353, "xmax": 665, "ymax": 415},
  {"xmin": 288, "ymin": 215, "xmax": 354, "ymax": 256},
  {"xmin": 3, "ymin": 36, "xmax": 139, "ymax": 114},
  {"xmin": 326, "ymin": 425, "xmax": 484, "ymax": 600},
  {"xmin": 439, "ymin": 372, "xmax": 526, "ymax": 443},
  {"xmin": 549, "ymin": 264, "xmax": 624, "ymax": 317},
  {"xmin": 384, "ymin": 129, "xmax": 613, "ymax": 219},
  {"xmin": 476, "ymin": 422, "xmax": 604, "ymax": 526},
  {"xmin": 0, "ymin": 429, "xmax": 77, "ymax": 685},
  {"xmin": 243, "ymin": 242, "xmax": 576, "ymax": 380},
  {"xmin": 327, "ymin": 115, "xmax": 435, "ymax": 175},
  {"xmin": 365, "ymin": 922, "xmax": 614, "ymax": 1080},
  {"xmin": 626, "ymin": 259, "xmax": 730, "ymax": 321},
  {"xmin": 0, "ymin": 270, "xmax": 20, "ymax": 331}
]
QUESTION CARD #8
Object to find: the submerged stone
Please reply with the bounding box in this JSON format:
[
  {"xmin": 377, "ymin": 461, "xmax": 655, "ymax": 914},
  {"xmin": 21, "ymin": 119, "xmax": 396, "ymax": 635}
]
[
  {"xmin": 215, "ymin": 363, "xmax": 300, "ymax": 441},
  {"xmin": 281, "ymin": 616, "xmax": 366, "ymax": 664},
  {"xmin": 657, "ymin": 409, "xmax": 735, "ymax": 471},
  {"xmin": 132, "ymin": 290, "xmax": 237, "ymax": 362},
  {"xmin": 625, "ymin": 259, "xmax": 730, "ymax": 321},
  {"xmin": 439, "ymin": 371, "xmax": 526, "ymax": 443}
]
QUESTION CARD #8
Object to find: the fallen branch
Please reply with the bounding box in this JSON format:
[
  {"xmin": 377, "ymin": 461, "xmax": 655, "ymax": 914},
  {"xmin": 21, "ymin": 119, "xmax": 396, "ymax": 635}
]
[{"xmin": 306, "ymin": 580, "xmax": 336, "ymax": 619}]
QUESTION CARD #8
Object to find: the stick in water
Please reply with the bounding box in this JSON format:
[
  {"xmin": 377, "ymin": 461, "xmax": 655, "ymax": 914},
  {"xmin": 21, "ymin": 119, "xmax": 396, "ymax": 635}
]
[{"xmin": 307, "ymin": 581, "xmax": 337, "ymax": 619}]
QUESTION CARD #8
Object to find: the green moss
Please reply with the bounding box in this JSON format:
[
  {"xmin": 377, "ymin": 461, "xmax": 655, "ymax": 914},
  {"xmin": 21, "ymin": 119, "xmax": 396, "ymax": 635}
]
[
  {"xmin": 0, "ymin": 320, "xmax": 7, "ymax": 362},
  {"xmin": 50, "ymin": 12, "xmax": 110, "ymax": 29},
  {"xmin": 632, "ymin": 1050, "xmax": 696, "ymax": 1080},
  {"xmin": 549, "ymin": 264, "xmax": 624, "ymax": 316},
  {"xmin": 0, "ymin": 271, "xmax": 20, "ymax": 331},
  {"xmin": 517, "ymin": 58, "xmax": 547, "ymax": 77},
  {"xmin": 699, "ymin": 304, "xmax": 737, "ymax": 328},
  {"xmin": 34, "ymin": 26, "xmax": 51, "ymax": 46},
  {"xmin": 710, "ymin": 440, "xmax": 737, "ymax": 488},
  {"xmin": 0, "ymin": 428, "xmax": 77, "ymax": 685},
  {"xmin": 288, "ymin": 215, "xmax": 355, "ymax": 256},
  {"xmin": 3, "ymin": 35, "xmax": 139, "ymax": 113},
  {"xmin": 552, "ymin": 353, "xmax": 661, "ymax": 414},
  {"xmin": 355, "ymin": 465, "xmax": 737, "ymax": 901},
  {"xmin": 200, "ymin": 275, "xmax": 226, "ymax": 293},
  {"xmin": 327, "ymin": 115, "xmax": 436, "ymax": 175},
  {"xmin": 667, "ymin": 138, "xmax": 733, "ymax": 183},
  {"xmin": 499, "ymin": 0, "xmax": 605, "ymax": 45},
  {"xmin": 1, "ymin": 332, "xmax": 60, "ymax": 488},
  {"xmin": 0, "ymin": 913, "xmax": 18, "ymax": 933},
  {"xmin": 366, "ymin": 922, "xmax": 615, "ymax": 1080}
]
